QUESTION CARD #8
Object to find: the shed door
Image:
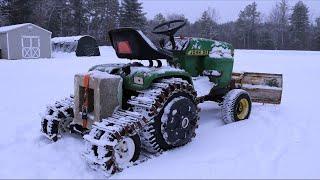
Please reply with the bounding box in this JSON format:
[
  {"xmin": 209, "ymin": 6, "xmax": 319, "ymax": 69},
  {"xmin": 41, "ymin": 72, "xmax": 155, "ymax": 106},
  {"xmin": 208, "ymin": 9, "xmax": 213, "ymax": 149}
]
[{"xmin": 22, "ymin": 36, "xmax": 40, "ymax": 59}]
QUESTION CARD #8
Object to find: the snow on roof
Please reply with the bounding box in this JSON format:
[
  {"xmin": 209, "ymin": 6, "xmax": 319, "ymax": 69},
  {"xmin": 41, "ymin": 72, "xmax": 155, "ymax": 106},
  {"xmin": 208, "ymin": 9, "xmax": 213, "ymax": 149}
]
[
  {"xmin": 0, "ymin": 23, "xmax": 30, "ymax": 33},
  {"xmin": 0, "ymin": 23, "xmax": 52, "ymax": 34},
  {"xmin": 51, "ymin": 36, "xmax": 84, "ymax": 43}
]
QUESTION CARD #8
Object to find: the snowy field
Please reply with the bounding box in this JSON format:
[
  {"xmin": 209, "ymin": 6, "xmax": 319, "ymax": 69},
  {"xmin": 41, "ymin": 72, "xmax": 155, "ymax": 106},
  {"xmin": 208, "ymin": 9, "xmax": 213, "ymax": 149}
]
[{"xmin": 0, "ymin": 47, "xmax": 320, "ymax": 179}]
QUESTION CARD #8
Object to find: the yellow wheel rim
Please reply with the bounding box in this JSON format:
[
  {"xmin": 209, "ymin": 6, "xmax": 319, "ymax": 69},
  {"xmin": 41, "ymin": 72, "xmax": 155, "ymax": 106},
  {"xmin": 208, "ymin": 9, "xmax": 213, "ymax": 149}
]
[{"xmin": 236, "ymin": 98, "xmax": 249, "ymax": 120}]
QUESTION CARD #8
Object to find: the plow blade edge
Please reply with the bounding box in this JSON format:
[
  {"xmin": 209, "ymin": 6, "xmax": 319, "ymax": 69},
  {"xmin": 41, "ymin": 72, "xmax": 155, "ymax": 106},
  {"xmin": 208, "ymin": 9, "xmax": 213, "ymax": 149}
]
[{"xmin": 232, "ymin": 72, "xmax": 283, "ymax": 104}]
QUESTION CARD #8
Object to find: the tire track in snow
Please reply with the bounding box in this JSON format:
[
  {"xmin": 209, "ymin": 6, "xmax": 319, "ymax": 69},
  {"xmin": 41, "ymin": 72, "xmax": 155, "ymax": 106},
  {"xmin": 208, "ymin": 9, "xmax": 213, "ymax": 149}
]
[{"xmin": 252, "ymin": 104, "xmax": 304, "ymax": 177}]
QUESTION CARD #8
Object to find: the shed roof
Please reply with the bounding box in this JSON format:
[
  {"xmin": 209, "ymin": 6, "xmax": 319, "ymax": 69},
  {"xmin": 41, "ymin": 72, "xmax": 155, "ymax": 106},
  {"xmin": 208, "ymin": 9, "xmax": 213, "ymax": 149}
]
[
  {"xmin": 51, "ymin": 36, "xmax": 84, "ymax": 43},
  {"xmin": 0, "ymin": 23, "xmax": 52, "ymax": 34}
]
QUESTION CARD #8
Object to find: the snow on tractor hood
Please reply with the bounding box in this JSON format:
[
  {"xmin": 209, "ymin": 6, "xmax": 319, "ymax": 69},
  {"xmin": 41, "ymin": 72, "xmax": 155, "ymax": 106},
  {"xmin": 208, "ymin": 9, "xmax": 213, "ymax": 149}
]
[{"xmin": 166, "ymin": 37, "xmax": 234, "ymax": 59}]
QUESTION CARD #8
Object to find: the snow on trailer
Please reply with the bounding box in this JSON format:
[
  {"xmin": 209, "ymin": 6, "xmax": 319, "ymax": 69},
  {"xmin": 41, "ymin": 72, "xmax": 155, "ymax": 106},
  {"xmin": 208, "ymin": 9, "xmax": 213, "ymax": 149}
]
[{"xmin": 51, "ymin": 35, "xmax": 100, "ymax": 57}]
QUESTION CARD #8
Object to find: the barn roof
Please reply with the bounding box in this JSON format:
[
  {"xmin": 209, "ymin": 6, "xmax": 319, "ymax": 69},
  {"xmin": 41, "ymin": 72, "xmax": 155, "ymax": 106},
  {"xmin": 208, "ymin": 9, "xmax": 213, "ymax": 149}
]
[{"xmin": 0, "ymin": 23, "xmax": 52, "ymax": 34}]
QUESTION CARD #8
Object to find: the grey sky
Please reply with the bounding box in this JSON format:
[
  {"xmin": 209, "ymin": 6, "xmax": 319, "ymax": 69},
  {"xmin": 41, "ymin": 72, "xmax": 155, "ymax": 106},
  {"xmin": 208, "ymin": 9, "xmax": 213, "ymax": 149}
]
[{"xmin": 141, "ymin": 0, "xmax": 320, "ymax": 23}]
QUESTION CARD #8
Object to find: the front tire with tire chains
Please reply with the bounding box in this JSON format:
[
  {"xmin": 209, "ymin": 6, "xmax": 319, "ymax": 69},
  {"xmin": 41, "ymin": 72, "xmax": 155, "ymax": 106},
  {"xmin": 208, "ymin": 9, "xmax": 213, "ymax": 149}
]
[{"xmin": 41, "ymin": 96, "xmax": 74, "ymax": 142}]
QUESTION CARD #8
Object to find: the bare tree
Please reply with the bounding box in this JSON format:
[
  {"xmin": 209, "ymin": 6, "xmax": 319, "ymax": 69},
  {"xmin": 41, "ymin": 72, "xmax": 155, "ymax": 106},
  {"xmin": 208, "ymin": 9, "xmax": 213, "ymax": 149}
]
[{"xmin": 269, "ymin": 0, "xmax": 290, "ymax": 49}]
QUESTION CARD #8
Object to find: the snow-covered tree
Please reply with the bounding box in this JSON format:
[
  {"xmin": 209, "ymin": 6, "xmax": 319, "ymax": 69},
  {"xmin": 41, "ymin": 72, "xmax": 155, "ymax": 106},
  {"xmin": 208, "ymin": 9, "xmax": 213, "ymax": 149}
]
[{"xmin": 119, "ymin": 0, "xmax": 146, "ymax": 28}]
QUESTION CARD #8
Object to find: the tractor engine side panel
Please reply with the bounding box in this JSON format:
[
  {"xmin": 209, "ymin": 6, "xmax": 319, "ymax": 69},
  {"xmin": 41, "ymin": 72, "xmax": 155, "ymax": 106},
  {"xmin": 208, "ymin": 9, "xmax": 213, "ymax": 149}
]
[
  {"xmin": 203, "ymin": 57, "xmax": 234, "ymax": 88},
  {"xmin": 73, "ymin": 72, "xmax": 123, "ymax": 128}
]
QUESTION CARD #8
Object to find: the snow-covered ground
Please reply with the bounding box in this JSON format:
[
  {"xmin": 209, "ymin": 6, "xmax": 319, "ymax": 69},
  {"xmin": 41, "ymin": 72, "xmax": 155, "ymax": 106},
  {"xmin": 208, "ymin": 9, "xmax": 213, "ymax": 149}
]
[{"xmin": 0, "ymin": 47, "xmax": 320, "ymax": 179}]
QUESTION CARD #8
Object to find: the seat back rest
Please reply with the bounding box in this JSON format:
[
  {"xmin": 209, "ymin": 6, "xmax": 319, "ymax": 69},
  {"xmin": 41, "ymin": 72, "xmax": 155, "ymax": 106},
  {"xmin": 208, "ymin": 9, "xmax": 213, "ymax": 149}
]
[{"xmin": 109, "ymin": 28, "xmax": 171, "ymax": 60}]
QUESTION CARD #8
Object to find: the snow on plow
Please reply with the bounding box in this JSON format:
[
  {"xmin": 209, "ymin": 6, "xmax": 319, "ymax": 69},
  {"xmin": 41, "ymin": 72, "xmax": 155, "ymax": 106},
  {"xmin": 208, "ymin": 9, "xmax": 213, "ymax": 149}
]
[{"xmin": 232, "ymin": 72, "xmax": 283, "ymax": 104}]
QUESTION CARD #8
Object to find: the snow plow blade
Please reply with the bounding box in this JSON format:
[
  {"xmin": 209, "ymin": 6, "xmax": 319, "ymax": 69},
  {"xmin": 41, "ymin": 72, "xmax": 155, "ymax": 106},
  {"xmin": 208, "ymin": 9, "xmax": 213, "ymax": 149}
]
[{"xmin": 232, "ymin": 72, "xmax": 283, "ymax": 104}]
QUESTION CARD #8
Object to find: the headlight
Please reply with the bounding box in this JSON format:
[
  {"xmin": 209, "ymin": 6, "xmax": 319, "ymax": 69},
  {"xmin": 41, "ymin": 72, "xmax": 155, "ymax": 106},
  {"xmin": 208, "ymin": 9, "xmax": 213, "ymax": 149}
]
[{"xmin": 133, "ymin": 76, "xmax": 144, "ymax": 85}]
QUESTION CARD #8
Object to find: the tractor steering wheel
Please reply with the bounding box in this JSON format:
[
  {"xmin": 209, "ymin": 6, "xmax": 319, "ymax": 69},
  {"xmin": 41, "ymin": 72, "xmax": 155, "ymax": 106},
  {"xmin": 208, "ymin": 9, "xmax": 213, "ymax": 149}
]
[
  {"xmin": 152, "ymin": 19, "xmax": 186, "ymax": 36},
  {"xmin": 152, "ymin": 20, "xmax": 186, "ymax": 50}
]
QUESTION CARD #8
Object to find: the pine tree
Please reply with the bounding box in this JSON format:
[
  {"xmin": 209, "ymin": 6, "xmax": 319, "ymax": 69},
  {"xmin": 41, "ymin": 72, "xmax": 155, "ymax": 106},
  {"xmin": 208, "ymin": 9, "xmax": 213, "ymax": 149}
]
[
  {"xmin": 119, "ymin": 0, "xmax": 146, "ymax": 28},
  {"xmin": 289, "ymin": 1, "xmax": 309, "ymax": 50},
  {"xmin": 82, "ymin": 0, "xmax": 119, "ymax": 44},
  {"xmin": 236, "ymin": 2, "xmax": 261, "ymax": 49},
  {"xmin": 153, "ymin": 13, "xmax": 166, "ymax": 24},
  {"xmin": 108, "ymin": 0, "xmax": 120, "ymax": 29},
  {"xmin": 195, "ymin": 8, "xmax": 218, "ymax": 39},
  {"xmin": 105, "ymin": 0, "xmax": 120, "ymax": 43}
]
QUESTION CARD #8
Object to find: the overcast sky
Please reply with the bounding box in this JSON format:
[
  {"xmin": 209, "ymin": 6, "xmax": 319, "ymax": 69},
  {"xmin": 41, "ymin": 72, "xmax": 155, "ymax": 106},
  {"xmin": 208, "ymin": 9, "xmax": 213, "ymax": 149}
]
[{"xmin": 141, "ymin": 0, "xmax": 320, "ymax": 23}]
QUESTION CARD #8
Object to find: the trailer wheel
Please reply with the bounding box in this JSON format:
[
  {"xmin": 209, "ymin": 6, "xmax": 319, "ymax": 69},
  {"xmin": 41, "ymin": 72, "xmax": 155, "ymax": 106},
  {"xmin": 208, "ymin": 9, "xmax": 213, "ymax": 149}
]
[{"xmin": 222, "ymin": 89, "xmax": 252, "ymax": 124}]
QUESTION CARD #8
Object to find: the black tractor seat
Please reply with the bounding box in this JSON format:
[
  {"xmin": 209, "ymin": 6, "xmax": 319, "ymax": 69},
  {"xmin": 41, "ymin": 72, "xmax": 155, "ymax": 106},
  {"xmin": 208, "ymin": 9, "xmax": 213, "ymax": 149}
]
[{"xmin": 109, "ymin": 28, "xmax": 173, "ymax": 60}]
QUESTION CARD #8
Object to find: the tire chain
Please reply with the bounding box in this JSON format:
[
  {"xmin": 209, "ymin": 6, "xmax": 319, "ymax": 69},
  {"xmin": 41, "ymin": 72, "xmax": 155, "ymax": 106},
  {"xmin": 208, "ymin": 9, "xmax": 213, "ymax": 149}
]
[
  {"xmin": 41, "ymin": 96, "xmax": 74, "ymax": 141},
  {"xmin": 83, "ymin": 78, "xmax": 199, "ymax": 176}
]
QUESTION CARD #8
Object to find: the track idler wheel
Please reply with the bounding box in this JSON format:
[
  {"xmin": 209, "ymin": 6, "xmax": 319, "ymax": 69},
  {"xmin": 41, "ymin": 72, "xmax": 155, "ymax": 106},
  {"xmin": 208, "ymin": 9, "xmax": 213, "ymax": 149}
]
[
  {"xmin": 160, "ymin": 96, "xmax": 198, "ymax": 147},
  {"xmin": 89, "ymin": 133, "xmax": 141, "ymax": 174},
  {"xmin": 40, "ymin": 96, "xmax": 74, "ymax": 142}
]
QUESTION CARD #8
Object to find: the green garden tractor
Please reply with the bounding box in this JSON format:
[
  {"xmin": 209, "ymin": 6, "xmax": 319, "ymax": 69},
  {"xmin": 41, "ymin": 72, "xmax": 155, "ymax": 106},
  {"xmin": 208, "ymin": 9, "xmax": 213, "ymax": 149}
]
[{"xmin": 40, "ymin": 20, "xmax": 283, "ymax": 175}]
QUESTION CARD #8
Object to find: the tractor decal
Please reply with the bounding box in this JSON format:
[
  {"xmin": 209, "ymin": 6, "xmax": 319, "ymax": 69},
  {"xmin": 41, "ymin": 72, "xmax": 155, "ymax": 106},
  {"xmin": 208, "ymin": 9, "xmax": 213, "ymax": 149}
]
[{"xmin": 187, "ymin": 50, "xmax": 210, "ymax": 56}]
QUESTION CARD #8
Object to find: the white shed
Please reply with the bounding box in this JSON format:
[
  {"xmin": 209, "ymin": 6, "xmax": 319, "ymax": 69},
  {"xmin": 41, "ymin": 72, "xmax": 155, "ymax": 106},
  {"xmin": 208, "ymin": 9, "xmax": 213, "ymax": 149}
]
[{"xmin": 0, "ymin": 23, "xmax": 52, "ymax": 60}]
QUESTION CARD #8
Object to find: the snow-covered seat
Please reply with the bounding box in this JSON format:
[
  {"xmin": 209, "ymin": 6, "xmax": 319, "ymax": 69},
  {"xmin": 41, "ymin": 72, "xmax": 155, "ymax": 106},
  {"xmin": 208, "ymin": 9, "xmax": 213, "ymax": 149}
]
[{"xmin": 109, "ymin": 28, "xmax": 172, "ymax": 60}]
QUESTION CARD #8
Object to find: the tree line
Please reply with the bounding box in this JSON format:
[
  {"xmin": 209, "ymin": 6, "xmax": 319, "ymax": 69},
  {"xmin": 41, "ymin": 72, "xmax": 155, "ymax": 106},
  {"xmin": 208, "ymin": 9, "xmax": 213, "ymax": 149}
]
[{"xmin": 0, "ymin": 0, "xmax": 319, "ymax": 50}]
